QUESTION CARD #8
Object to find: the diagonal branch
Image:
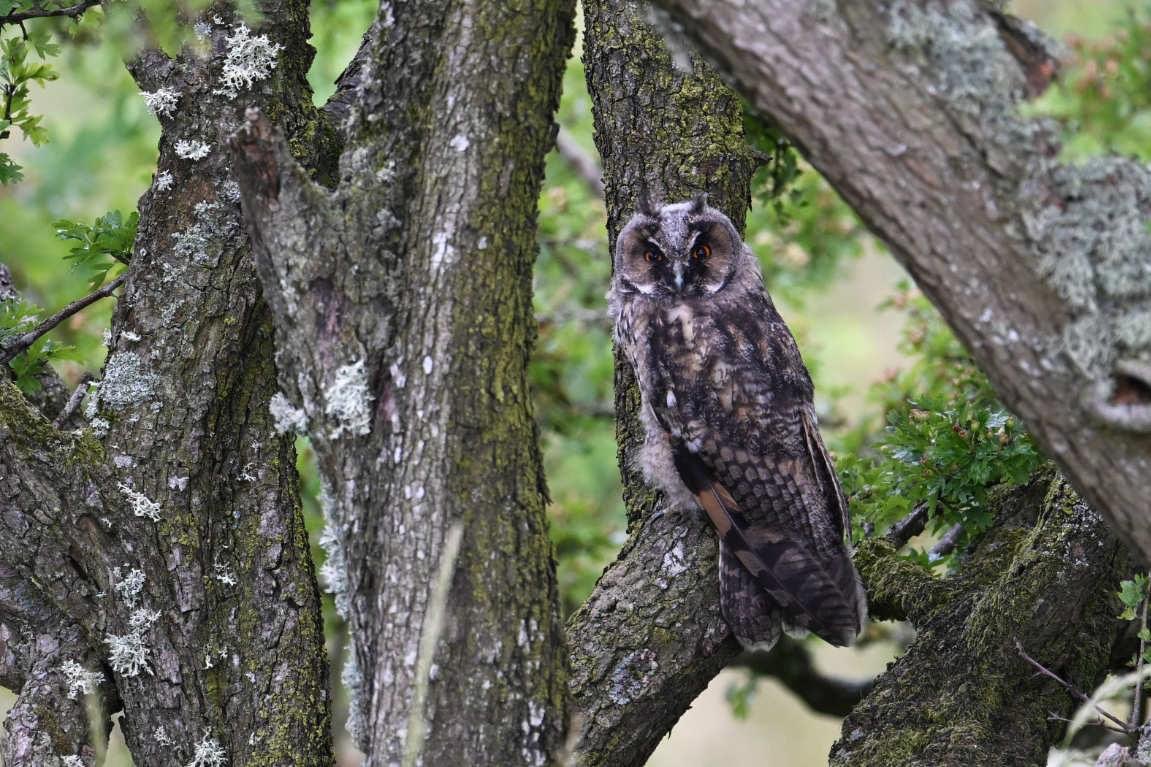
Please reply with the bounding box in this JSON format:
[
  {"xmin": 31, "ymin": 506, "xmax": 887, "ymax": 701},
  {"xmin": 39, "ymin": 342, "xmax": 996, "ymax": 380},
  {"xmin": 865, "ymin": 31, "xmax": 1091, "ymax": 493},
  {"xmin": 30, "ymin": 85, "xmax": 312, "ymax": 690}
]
[
  {"xmin": 0, "ymin": 273, "xmax": 125, "ymax": 365},
  {"xmin": 733, "ymin": 637, "xmax": 873, "ymax": 718}
]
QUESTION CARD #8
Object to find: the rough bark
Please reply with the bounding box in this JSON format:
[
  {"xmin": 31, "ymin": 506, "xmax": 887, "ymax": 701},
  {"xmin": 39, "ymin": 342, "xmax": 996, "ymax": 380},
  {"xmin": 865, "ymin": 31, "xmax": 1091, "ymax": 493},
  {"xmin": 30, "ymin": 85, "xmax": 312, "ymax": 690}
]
[
  {"xmin": 835, "ymin": 476, "xmax": 1128, "ymax": 765},
  {"xmin": 1, "ymin": 268, "xmax": 107, "ymax": 765},
  {"xmin": 0, "ymin": 3, "xmax": 334, "ymax": 764},
  {"xmin": 230, "ymin": 1, "xmax": 575, "ymax": 764},
  {"xmin": 565, "ymin": 2, "xmax": 758, "ymax": 764},
  {"xmin": 651, "ymin": 0, "xmax": 1151, "ymax": 558},
  {"xmin": 0, "ymin": 563, "xmax": 105, "ymax": 765}
]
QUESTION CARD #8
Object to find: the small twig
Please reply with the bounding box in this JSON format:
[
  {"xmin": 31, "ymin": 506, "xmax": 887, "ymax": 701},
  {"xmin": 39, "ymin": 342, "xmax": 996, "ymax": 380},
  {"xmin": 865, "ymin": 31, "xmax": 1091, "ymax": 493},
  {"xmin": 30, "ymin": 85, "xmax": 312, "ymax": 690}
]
[
  {"xmin": 0, "ymin": 273, "xmax": 126, "ymax": 366},
  {"xmin": 52, "ymin": 373, "xmax": 93, "ymax": 428},
  {"xmin": 0, "ymin": 0, "xmax": 102, "ymax": 26},
  {"xmin": 402, "ymin": 522, "xmax": 465, "ymax": 767},
  {"xmin": 1133, "ymin": 587, "xmax": 1149, "ymax": 729},
  {"xmin": 930, "ymin": 523, "xmax": 965, "ymax": 559},
  {"xmin": 1016, "ymin": 640, "xmax": 1134, "ymax": 733},
  {"xmin": 1046, "ymin": 712, "xmax": 1130, "ymax": 735}
]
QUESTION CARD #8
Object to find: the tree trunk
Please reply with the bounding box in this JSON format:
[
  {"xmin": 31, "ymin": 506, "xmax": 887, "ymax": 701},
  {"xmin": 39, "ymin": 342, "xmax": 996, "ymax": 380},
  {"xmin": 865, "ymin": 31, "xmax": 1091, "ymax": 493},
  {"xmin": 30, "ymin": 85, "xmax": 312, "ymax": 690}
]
[
  {"xmin": 837, "ymin": 476, "xmax": 1128, "ymax": 765},
  {"xmin": 1, "ymin": 3, "xmax": 335, "ymax": 764},
  {"xmin": 651, "ymin": 0, "xmax": 1151, "ymax": 559},
  {"xmin": 565, "ymin": 2, "xmax": 759, "ymax": 764},
  {"xmin": 231, "ymin": 1, "xmax": 576, "ymax": 764}
]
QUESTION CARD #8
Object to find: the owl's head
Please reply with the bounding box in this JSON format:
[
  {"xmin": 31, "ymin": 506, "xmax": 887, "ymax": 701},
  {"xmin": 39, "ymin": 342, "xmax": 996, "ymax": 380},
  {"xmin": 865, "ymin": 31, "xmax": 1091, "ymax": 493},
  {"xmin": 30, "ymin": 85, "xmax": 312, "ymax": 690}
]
[{"xmin": 613, "ymin": 194, "xmax": 751, "ymax": 301}]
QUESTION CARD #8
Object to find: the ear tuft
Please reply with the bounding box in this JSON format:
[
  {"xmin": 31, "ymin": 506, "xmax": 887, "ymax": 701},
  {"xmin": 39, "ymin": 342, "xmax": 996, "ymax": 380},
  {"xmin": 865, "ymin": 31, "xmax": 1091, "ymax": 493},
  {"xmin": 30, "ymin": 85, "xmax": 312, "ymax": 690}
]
[
  {"xmin": 636, "ymin": 183, "xmax": 659, "ymax": 218},
  {"xmin": 689, "ymin": 192, "xmax": 708, "ymax": 214}
]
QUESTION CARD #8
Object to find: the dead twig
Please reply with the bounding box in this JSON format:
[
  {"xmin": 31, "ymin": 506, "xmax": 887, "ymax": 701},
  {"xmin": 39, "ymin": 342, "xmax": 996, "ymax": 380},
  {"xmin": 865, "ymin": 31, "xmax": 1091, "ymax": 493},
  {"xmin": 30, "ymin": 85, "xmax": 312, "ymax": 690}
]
[
  {"xmin": 1132, "ymin": 585, "xmax": 1149, "ymax": 730},
  {"xmin": 52, "ymin": 373, "xmax": 93, "ymax": 428},
  {"xmin": 1017, "ymin": 640, "xmax": 1134, "ymax": 734},
  {"xmin": 930, "ymin": 523, "xmax": 965, "ymax": 559},
  {"xmin": 885, "ymin": 503, "xmax": 929, "ymax": 548}
]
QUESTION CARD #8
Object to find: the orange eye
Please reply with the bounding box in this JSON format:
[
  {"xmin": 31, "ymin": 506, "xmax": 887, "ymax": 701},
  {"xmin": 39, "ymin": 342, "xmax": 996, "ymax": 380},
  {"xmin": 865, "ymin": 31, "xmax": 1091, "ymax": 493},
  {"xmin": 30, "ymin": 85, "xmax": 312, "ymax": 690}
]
[
  {"xmin": 693, "ymin": 243, "xmax": 712, "ymax": 260},
  {"xmin": 644, "ymin": 250, "xmax": 660, "ymax": 263}
]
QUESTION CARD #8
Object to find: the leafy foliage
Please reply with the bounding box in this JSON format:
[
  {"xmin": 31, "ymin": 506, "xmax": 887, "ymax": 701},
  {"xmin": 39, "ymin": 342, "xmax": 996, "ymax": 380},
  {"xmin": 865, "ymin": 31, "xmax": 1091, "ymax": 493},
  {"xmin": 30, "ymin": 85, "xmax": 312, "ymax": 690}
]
[
  {"xmin": 1031, "ymin": 3, "xmax": 1151, "ymax": 159},
  {"xmin": 54, "ymin": 210, "xmax": 136, "ymax": 288},
  {"xmin": 743, "ymin": 110, "xmax": 868, "ymax": 304},
  {"xmin": 1118, "ymin": 573, "xmax": 1149, "ymax": 622},
  {"xmin": 0, "ymin": 28, "xmax": 59, "ymax": 182},
  {"xmin": 835, "ymin": 285, "xmax": 1048, "ymax": 553}
]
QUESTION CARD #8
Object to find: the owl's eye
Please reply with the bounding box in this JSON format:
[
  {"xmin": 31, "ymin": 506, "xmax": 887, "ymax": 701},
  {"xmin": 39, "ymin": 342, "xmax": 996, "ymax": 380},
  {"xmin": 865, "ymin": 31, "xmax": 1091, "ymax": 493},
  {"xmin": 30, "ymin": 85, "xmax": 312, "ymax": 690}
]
[
  {"xmin": 692, "ymin": 243, "xmax": 712, "ymax": 261},
  {"xmin": 644, "ymin": 249, "xmax": 662, "ymax": 264}
]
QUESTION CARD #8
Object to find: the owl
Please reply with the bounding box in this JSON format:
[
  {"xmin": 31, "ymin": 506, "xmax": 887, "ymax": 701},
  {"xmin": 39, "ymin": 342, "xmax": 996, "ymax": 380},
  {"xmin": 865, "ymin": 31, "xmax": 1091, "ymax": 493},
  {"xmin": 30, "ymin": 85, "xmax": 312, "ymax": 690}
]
[{"xmin": 609, "ymin": 194, "xmax": 867, "ymax": 651}]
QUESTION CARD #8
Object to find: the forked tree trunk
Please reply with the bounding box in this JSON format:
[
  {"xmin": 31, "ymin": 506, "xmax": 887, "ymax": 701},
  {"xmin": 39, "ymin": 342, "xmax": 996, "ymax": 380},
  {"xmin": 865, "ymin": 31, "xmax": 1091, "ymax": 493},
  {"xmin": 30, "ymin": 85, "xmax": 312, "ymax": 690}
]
[
  {"xmin": 231, "ymin": 1, "xmax": 576, "ymax": 764},
  {"xmin": 1, "ymin": 2, "xmax": 334, "ymax": 764}
]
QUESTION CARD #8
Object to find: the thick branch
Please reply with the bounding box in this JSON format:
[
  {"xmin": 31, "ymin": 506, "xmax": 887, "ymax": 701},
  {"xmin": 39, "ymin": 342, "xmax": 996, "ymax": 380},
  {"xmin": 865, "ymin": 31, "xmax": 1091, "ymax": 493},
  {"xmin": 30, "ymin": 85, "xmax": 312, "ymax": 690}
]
[
  {"xmin": 654, "ymin": 0, "xmax": 1151, "ymax": 560},
  {"xmin": 0, "ymin": 564, "xmax": 108, "ymax": 766},
  {"xmin": 233, "ymin": 2, "xmax": 576, "ymax": 764},
  {"xmin": 832, "ymin": 477, "xmax": 1128, "ymax": 766},
  {"xmin": 733, "ymin": 637, "xmax": 873, "ymax": 718},
  {"xmin": 566, "ymin": 510, "xmax": 738, "ymax": 767}
]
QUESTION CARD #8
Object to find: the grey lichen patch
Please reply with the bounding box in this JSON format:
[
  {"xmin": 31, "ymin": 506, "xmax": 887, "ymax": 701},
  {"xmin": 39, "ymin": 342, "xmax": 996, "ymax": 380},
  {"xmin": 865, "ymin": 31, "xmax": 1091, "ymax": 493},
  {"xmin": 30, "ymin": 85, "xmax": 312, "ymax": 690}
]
[
  {"xmin": 171, "ymin": 197, "xmax": 240, "ymax": 269},
  {"xmin": 886, "ymin": 2, "xmax": 1026, "ymax": 117},
  {"xmin": 100, "ymin": 352, "xmax": 159, "ymax": 410},
  {"xmin": 324, "ymin": 358, "xmax": 373, "ymax": 439},
  {"xmin": 1020, "ymin": 158, "xmax": 1151, "ymax": 377},
  {"xmin": 886, "ymin": 4, "xmax": 1151, "ymax": 389},
  {"xmin": 608, "ymin": 649, "xmax": 659, "ymax": 705}
]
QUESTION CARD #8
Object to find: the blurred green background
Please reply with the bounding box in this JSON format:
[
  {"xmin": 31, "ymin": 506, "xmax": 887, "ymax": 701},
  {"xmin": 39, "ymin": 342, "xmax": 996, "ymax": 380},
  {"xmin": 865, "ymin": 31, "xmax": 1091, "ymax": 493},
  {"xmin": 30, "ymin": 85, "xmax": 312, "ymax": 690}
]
[{"xmin": 0, "ymin": 0, "xmax": 1143, "ymax": 764}]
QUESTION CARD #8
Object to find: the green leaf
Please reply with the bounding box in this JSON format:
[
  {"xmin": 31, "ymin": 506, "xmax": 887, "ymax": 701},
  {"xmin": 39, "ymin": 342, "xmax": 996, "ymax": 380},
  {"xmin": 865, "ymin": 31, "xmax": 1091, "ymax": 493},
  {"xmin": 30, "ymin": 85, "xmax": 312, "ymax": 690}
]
[
  {"xmin": 724, "ymin": 674, "xmax": 758, "ymax": 720},
  {"xmin": 54, "ymin": 210, "xmax": 138, "ymax": 288},
  {"xmin": 1118, "ymin": 575, "xmax": 1148, "ymax": 620},
  {"xmin": 0, "ymin": 153, "xmax": 23, "ymax": 184}
]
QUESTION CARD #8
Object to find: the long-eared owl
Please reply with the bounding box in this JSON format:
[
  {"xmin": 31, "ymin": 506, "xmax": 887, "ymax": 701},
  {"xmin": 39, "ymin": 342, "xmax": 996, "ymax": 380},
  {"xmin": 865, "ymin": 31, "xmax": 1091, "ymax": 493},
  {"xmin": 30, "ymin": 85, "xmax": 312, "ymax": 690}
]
[{"xmin": 609, "ymin": 194, "xmax": 867, "ymax": 650}]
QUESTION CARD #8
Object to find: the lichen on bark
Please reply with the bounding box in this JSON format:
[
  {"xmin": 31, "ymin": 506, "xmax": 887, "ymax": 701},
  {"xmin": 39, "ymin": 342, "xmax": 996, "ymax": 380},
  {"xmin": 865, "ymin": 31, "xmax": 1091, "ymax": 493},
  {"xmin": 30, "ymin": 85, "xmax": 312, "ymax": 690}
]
[{"xmin": 835, "ymin": 476, "xmax": 1128, "ymax": 766}]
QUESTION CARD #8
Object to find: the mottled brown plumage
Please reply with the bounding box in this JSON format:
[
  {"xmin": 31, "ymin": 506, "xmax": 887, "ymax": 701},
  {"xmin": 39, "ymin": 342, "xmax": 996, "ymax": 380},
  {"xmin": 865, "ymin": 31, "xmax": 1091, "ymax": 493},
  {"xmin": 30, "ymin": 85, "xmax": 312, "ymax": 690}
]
[{"xmin": 609, "ymin": 196, "xmax": 866, "ymax": 650}]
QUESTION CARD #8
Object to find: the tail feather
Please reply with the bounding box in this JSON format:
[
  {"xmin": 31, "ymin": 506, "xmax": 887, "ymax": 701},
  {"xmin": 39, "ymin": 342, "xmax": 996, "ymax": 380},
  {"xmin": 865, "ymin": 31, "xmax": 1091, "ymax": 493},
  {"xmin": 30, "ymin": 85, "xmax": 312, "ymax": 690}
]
[{"xmin": 719, "ymin": 540, "xmax": 782, "ymax": 651}]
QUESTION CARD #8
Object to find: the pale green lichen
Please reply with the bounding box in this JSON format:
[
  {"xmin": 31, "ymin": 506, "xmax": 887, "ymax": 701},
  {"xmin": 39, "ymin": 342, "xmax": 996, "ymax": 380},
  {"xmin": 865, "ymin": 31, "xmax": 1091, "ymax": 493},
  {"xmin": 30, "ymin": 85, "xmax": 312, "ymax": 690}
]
[{"xmin": 100, "ymin": 352, "xmax": 158, "ymax": 410}]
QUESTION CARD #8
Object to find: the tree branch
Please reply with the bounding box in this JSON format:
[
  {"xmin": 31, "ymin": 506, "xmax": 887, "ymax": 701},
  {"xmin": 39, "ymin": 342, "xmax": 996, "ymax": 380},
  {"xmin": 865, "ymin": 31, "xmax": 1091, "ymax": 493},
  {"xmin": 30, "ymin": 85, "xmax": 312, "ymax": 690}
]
[
  {"xmin": 0, "ymin": 0, "xmax": 100, "ymax": 26},
  {"xmin": 555, "ymin": 126, "xmax": 604, "ymax": 198},
  {"xmin": 233, "ymin": 2, "xmax": 576, "ymax": 763},
  {"xmin": 0, "ymin": 563, "xmax": 108, "ymax": 766},
  {"xmin": 733, "ymin": 637, "xmax": 873, "ymax": 718},
  {"xmin": 652, "ymin": 0, "xmax": 1151, "ymax": 562},
  {"xmin": 832, "ymin": 477, "xmax": 1128, "ymax": 766},
  {"xmin": 0, "ymin": 273, "xmax": 125, "ymax": 366}
]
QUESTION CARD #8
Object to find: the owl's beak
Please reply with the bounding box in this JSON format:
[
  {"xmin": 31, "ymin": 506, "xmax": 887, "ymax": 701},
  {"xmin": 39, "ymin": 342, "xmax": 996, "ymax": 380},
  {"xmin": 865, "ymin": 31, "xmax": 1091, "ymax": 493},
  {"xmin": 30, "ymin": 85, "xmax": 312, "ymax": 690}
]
[{"xmin": 673, "ymin": 262, "xmax": 685, "ymax": 292}]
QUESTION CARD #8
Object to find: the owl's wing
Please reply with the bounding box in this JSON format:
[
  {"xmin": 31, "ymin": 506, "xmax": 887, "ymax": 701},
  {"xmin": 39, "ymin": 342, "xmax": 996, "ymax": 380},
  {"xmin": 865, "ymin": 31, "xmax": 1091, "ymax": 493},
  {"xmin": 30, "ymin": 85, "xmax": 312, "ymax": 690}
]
[{"xmin": 653, "ymin": 298, "xmax": 864, "ymax": 647}]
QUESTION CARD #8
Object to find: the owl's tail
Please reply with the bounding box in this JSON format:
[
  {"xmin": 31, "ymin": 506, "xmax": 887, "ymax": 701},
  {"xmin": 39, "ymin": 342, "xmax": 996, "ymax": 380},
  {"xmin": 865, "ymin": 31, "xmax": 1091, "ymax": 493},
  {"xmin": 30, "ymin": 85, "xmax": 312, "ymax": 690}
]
[{"xmin": 674, "ymin": 446, "xmax": 866, "ymax": 648}]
